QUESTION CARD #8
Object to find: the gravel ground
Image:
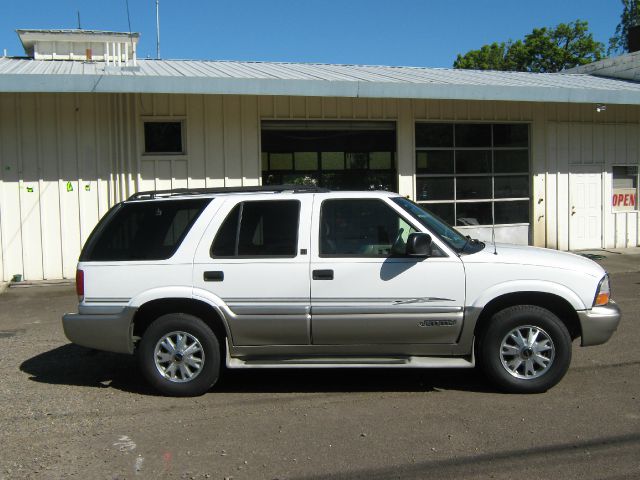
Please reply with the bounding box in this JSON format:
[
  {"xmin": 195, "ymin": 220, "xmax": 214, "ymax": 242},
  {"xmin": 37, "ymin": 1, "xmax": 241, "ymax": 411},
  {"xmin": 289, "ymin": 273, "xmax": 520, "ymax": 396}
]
[{"xmin": 0, "ymin": 267, "xmax": 639, "ymax": 479}]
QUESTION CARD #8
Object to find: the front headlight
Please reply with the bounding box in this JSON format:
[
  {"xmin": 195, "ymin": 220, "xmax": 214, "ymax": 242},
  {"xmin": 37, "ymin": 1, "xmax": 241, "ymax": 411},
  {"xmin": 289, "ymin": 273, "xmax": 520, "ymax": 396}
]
[{"xmin": 594, "ymin": 275, "xmax": 611, "ymax": 306}]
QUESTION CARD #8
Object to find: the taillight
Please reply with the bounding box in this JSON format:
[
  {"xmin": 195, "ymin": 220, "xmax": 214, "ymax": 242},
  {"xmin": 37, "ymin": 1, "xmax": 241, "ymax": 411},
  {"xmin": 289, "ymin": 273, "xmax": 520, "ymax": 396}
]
[
  {"xmin": 594, "ymin": 275, "xmax": 610, "ymax": 306},
  {"xmin": 76, "ymin": 269, "xmax": 84, "ymax": 301}
]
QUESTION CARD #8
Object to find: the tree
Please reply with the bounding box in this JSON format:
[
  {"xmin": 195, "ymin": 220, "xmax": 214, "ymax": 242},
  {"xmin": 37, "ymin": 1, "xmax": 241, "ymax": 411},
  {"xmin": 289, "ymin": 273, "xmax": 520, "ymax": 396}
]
[
  {"xmin": 454, "ymin": 20, "xmax": 604, "ymax": 72},
  {"xmin": 608, "ymin": 0, "xmax": 640, "ymax": 55}
]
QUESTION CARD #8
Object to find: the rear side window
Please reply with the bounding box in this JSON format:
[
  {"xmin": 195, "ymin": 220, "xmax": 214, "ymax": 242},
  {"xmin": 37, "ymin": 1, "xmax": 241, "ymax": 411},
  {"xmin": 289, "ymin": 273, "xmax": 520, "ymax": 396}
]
[
  {"xmin": 211, "ymin": 200, "xmax": 300, "ymax": 257},
  {"xmin": 81, "ymin": 199, "xmax": 210, "ymax": 261}
]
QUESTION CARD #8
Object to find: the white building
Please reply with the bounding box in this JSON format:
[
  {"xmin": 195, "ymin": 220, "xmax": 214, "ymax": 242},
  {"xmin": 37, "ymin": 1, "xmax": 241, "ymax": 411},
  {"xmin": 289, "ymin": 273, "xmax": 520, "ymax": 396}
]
[{"xmin": 1, "ymin": 29, "xmax": 640, "ymax": 281}]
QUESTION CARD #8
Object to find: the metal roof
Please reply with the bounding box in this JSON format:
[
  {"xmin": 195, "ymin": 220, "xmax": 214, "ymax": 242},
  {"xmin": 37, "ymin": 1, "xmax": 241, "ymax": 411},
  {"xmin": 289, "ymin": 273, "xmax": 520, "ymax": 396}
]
[
  {"xmin": 0, "ymin": 57, "xmax": 639, "ymax": 104},
  {"xmin": 566, "ymin": 51, "xmax": 640, "ymax": 82}
]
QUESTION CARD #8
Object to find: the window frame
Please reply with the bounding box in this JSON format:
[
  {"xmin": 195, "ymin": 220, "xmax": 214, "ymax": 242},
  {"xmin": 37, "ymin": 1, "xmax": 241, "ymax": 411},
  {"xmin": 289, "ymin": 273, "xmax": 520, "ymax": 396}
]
[
  {"xmin": 414, "ymin": 122, "xmax": 531, "ymax": 227},
  {"xmin": 142, "ymin": 117, "xmax": 186, "ymax": 156},
  {"xmin": 209, "ymin": 199, "xmax": 301, "ymax": 259}
]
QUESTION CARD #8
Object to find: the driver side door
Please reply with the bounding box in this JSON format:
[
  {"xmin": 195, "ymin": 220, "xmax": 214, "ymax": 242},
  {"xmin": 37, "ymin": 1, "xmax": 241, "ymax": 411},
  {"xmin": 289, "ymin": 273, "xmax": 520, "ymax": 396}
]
[{"xmin": 310, "ymin": 196, "xmax": 465, "ymax": 347}]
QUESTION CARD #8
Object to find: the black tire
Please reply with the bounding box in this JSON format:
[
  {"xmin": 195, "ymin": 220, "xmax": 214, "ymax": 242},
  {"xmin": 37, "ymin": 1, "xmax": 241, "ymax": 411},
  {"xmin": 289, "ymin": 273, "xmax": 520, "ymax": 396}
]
[
  {"xmin": 477, "ymin": 305, "xmax": 572, "ymax": 394},
  {"xmin": 138, "ymin": 313, "xmax": 221, "ymax": 397}
]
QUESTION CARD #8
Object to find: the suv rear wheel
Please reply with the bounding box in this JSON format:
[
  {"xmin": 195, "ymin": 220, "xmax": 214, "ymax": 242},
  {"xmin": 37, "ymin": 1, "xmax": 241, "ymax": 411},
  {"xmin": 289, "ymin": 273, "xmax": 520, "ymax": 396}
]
[
  {"xmin": 478, "ymin": 305, "xmax": 572, "ymax": 394},
  {"xmin": 138, "ymin": 313, "xmax": 221, "ymax": 396}
]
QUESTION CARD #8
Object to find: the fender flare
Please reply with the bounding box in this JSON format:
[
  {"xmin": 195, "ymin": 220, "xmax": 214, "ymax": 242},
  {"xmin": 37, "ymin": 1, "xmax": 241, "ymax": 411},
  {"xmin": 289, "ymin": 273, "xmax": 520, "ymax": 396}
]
[
  {"xmin": 129, "ymin": 286, "xmax": 233, "ymax": 340},
  {"xmin": 469, "ymin": 280, "xmax": 587, "ymax": 311}
]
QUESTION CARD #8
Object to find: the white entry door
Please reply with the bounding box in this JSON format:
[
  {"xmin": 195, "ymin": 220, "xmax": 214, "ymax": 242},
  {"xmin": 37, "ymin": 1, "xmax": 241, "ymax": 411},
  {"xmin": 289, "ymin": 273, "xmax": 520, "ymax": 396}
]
[{"xmin": 570, "ymin": 173, "xmax": 602, "ymax": 250}]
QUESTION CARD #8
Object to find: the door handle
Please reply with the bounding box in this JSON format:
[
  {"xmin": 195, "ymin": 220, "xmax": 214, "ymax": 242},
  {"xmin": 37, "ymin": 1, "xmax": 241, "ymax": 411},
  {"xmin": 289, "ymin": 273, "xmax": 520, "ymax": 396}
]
[
  {"xmin": 312, "ymin": 269, "xmax": 334, "ymax": 280},
  {"xmin": 203, "ymin": 271, "xmax": 224, "ymax": 282}
]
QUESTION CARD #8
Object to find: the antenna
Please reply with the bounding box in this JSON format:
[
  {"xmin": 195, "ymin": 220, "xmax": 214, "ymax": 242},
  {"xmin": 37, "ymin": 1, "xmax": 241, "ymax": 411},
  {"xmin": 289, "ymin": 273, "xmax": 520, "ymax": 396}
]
[
  {"xmin": 155, "ymin": 0, "xmax": 161, "ymax": 59},
  {"xmin": 492, "ymin": 204, "xmax": 498, "ymax": 255},
  {"xmin": 77, "ymin": 10, "xmax": 82, "ymax": 29},
  {"xmin": 125, "ymin": 0, "xmax": 135, "ymax": 63}
]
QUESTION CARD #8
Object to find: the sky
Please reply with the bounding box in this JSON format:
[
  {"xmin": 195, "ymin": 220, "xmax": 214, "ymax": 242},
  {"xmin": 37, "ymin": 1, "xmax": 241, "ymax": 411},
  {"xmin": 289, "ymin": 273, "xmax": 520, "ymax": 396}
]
[{"xmin": 0, "ymin": 1, "xmax": 623, "ymax": 67}]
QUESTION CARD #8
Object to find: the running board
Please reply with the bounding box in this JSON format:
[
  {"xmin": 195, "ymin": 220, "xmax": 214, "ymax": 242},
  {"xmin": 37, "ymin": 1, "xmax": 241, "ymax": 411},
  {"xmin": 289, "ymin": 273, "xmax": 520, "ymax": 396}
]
[{"xmin": 226, "ymin": 353, "xmax": 475, "ymax": 369}]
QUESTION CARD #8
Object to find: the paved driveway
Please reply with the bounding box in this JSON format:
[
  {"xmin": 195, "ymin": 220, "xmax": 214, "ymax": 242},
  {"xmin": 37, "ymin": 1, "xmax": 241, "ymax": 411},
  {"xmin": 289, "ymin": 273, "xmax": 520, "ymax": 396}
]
[{"xmin": 0, "ymin": 267, "xmax": 639, "ymax": 479}]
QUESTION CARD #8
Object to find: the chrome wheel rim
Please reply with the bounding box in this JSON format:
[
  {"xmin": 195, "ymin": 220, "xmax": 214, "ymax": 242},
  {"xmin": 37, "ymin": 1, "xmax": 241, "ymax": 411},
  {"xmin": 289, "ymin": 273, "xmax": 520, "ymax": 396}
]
[
  {"xmin": 154, "ymin": 331, "xmax": 205, "ymax": 383},
  {"xmin": 500, "ymin": 325, "xmax": 555, "ymax": 379}
]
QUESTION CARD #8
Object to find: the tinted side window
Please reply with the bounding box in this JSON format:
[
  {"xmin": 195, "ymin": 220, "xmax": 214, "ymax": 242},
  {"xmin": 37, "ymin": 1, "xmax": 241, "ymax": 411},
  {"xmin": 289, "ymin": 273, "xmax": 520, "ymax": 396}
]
[
  {"xmin": 210, "ymin": 200, "xmax": 300, "ymax": 257},
  {"xmin": 82, "ymin": 199, "xmax": 210, "ymax": 261},
  {"xmin": 320, "ymin": 199, "xmax": 416, "ymax": 257}
]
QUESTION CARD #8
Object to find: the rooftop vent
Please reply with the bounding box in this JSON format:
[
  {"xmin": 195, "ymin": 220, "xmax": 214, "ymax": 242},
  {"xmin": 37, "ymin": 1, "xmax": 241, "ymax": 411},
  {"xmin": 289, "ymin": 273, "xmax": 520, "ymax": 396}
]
[{"xmin": 16, "ymin": 29, "xmax": 140, "ymax": 66}]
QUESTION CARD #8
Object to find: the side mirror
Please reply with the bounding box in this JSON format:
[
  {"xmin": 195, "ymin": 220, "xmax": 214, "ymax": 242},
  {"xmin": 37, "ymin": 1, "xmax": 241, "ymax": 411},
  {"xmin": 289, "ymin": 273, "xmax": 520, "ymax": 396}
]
[{"xmin": 406, "ymin": 232, "xmax": 432, "ymax": 257}]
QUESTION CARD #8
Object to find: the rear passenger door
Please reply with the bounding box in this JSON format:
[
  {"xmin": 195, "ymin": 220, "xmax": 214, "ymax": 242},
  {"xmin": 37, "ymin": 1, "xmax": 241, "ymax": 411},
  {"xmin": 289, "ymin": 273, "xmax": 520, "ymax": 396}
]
[{"xmin": 193, "ymin": 197, "xmax": 312, "ymax": 346}]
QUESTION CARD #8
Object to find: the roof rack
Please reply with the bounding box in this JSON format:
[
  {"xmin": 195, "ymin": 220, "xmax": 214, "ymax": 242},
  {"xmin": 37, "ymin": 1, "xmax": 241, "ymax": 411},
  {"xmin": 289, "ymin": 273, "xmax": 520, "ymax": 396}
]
[{"xmin": 128, "ymin": 184, "xmax": 330, "ymax": 200}]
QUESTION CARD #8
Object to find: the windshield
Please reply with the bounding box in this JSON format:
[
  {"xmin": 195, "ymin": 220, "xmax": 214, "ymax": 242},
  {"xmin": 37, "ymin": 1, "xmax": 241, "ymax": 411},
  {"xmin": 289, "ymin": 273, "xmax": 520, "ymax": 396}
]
[{"xmin": 392, "ymin": 197, "xmax": 482, "ymax": 254}]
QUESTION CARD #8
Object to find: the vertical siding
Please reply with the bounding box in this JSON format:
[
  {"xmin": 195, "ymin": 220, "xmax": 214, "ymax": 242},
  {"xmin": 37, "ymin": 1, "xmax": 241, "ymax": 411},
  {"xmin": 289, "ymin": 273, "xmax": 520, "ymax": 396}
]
[
  {"xmin": 0, "ymin": 94, "xmax": 24, "ymax": 281},
  {"xmin": 544, "ymin": 106, "xmax": 640, "ymax": 250},
  {"xmin": 0, "ymin": 93, "xmax": 122, "ymax": 281},
  {"xmin": 1, "ymin": 92, "xmax": 638, "ymax": 281}
]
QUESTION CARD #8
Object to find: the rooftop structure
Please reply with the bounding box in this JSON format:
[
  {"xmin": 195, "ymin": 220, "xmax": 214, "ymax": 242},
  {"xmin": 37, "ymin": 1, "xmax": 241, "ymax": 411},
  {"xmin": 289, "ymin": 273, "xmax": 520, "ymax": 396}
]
[{"xmin": 16, "ymin": 28, "xmax": 139, "ymax": 65}]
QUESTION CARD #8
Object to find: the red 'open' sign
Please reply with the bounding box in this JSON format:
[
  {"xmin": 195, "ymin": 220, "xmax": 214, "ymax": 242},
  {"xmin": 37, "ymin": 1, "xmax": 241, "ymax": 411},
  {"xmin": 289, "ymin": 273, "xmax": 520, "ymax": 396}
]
[{"xmin": 613, "ymin": 188, "xmax": 637, "ymax": 211}]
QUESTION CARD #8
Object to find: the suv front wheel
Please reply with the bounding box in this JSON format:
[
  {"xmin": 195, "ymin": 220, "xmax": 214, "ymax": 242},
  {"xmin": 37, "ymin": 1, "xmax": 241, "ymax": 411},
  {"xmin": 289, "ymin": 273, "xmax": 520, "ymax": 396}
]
[
  {"xmin": 478, "ymin": 305, "xmax": 572, "ymax": 394},
  {"xmin": 138, "ymin": 313, "xmax": 221, "ymax": 396}
]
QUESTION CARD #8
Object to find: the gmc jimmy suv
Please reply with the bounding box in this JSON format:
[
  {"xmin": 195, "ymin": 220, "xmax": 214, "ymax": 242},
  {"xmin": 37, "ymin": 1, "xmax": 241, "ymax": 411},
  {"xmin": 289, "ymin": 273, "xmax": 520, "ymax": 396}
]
[{"xmin": 63, "ymin": 186, "xmax": 621, "ymax": 396}]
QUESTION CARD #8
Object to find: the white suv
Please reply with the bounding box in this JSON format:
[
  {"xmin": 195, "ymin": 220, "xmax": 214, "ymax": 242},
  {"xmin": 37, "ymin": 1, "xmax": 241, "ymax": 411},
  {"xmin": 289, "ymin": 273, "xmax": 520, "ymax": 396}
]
[{"xmin": 63, "ymin": 186, "xmax": 621, "ymax": 396}]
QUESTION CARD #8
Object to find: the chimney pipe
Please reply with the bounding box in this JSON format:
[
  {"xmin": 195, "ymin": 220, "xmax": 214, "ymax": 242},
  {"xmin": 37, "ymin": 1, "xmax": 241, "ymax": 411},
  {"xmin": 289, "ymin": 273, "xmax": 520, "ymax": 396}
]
[{"xmin": 629, "ymin": 25, "xmax": 640, "ymax": 53}]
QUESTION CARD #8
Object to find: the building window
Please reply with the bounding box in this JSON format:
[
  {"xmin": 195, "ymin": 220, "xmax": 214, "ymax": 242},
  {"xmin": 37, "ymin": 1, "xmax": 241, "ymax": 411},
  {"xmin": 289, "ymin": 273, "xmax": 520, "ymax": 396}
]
[
  {"xmin": 144, "ymin": 121, "xmax": 184, "ymax": 154},
  {"xmin": 612, "ymin": 166, "xmax": 638, "ymax": 212},
  {"xmin": 261, "ymin": 121, "xmax": 397, "ymax": 191},
  {"xmin": 415, "ymin": 123, "xmax": 530, "ymax": 226}
]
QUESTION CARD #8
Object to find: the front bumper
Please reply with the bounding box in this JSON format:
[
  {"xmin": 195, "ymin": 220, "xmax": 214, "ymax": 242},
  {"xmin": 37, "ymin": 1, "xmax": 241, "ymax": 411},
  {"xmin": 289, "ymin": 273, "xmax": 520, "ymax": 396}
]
[
  {"xmin": 62, "ymin": 307, "xmax": 137, "ymax": 354},
  {"xmin": 578, "ymin": 301, "xmax": 622, "ymax": 347}
]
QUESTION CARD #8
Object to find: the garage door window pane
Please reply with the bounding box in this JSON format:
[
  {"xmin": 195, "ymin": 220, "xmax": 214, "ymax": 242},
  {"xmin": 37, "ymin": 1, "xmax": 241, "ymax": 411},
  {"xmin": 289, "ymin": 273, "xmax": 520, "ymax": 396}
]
[
  {"xmin": 455, "ymin": 124, "xmax": 491, "ymax": 148},
  {"xmin": 321, "ymin": 152, "xmax": 345, "ymax": 170},
  {"xmin": 493, "ymin": 124, "xmax": 528, "ymax": 148},
  {"xmin": 295, "ymin": 152, "xmax": 318, "ymax": 171},
  {"xmin": 495, "ymin": 176, "xmax": 529, "ymax": 198},
  {"xmin": 456, "ymin": 202, "xmax": 492, "ymax": 226},
  {"xmin": 417, "ymin": 177, "xmax": 454, "ymax": 201},
  {"xmin": 456, "ymin": 151, "xmax": 491, "ymax": 174},
  {"xmin": 370, "ymin": 152, "xmax": 392, "ymax": 170},
  {"xmin": 346, "ymin": 152, "xmax": 368, "ymax": 169},
  {"xmin": 416, "ymin": 151, "xmax": 454, "ymax": 174},
  {"xmin": 270, "ymin": 153, "xmax": 293, "ymax": 170},
  {"xmin": 424, "ymin": 203, "xmax": 455, "ymax": 225},
  {"xmin": 494, "ymin": 150, "xmax": 529, "ymax": 173},
  {"xmin": 456, "ymin": 177, "xmax": 492, "ymax": 199},
  {"xmin": 415, "ymin": 123, "xmax": 453, "ymax": 148},
  {"xmin": 495, "ymin": 200, "xmax": 529, "ymax": 224}
]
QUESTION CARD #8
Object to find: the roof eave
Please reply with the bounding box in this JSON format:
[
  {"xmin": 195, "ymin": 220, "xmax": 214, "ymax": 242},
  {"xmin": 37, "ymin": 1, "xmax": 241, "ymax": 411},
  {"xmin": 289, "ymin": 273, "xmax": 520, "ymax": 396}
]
[{"xmin": 0, "ymin": 74, "xmax": 639, "ymax": 105}]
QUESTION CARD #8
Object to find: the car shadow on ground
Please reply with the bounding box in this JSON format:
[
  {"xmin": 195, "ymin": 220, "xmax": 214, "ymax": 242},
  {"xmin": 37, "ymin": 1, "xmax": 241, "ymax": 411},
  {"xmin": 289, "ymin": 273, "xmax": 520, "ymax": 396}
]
[{"xmin": 20, "ymin": 344, "xmax": 495, "ymax": 396}]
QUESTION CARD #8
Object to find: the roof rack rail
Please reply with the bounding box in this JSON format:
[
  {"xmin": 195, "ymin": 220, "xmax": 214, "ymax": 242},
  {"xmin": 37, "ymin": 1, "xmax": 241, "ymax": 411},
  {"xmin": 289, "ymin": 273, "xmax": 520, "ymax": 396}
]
[{"xmin": 128, "ymin": 184, "xmax": 330, "ymax": 200}]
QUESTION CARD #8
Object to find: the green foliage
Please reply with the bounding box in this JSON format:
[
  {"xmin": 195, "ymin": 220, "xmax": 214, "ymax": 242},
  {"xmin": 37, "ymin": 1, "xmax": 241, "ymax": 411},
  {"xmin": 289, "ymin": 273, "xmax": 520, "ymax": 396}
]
[
  {"xmin": 454, "ymin": 20, "xmax": 604, "ymax": 72},
  {"xmin": 608, "ymin": 0, "xmax": 640, "ymax": 55}
]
